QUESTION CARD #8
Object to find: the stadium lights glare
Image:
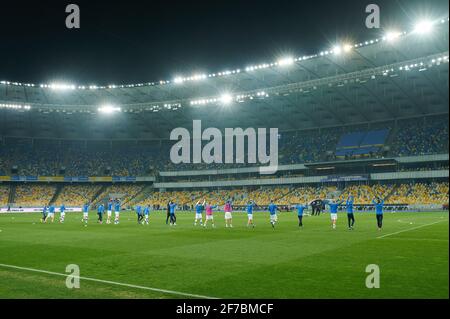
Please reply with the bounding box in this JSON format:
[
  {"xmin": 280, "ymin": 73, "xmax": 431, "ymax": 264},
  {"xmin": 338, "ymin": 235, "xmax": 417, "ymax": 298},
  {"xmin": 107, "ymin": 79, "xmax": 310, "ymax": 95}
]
[
  {"xmin": 1, "ymin": 53, "xmax": 448, "ymax": 114},
  {"xmin": 333, "ymin": 46, "xmax": 342, "ymax": 55},
  {"xmin": 220, "ymin": 93, "xmax": 233, "ymax": 105},
  {"xmin": 414, "ymin": 20, "xmax": 433, "ymax": 34},
  {"xmin": 174, "ymin": 77, "xmax": 184, "ymax": 84},
  {"xmin": 98, "ymin": 105, "xmax": 121, "ymax": 114},
  {"xmin": 384, "ymin": 31, "xmax": 402, "ymax": 42},
  {"xmin": 343, "ymin": 44, "xmax": 353, "ymax": 53},
  {"xmin": 173, "ymin": 74, "xmax": 208, "ymax": 84},
  {"xmin": 45, "ymin": 83, "xmax": 76, "ymax": 90},
  {"xmin": 333, "ymin": 44, "xmax": 352, "ymax": 55},
  {"xmin": 0, "ymin": 103, "xmax": 31, "ymax": 110},
  {"xmin": 277, "ymin": 57, "xmax": 295, "ymax": 66},
  {"xmin": 0, "ymin": 16, "xmax": 448, "ymax": 92}
]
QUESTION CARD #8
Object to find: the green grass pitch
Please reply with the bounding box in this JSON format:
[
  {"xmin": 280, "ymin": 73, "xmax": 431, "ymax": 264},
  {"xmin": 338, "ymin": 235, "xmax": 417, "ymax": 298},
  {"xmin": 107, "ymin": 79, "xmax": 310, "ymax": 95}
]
[{"xmin": 0, "ymin": 210, "xmax": 448, "ymax": 299}]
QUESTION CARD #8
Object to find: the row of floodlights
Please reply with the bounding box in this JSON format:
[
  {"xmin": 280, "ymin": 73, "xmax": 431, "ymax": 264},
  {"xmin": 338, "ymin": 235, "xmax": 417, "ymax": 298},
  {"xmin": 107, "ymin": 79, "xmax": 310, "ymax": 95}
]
[
  {"xmin": 190, "ymin": 91, "xmax": 269, "ymax": 106},
  {"xmin": 3, "ymin": 53, "xmax": 448, "ymax": 114},
  {"xmin": 0, "ymin": 103, "xmax": 31, "ymax": 110},
  {"xmin": 189, "ymin": 54, "xmax": 449, "ymax": 107},
  {"xmin": 97, "ymin": 102, "xmax": 182, "ymax": 114},
  {"xmin": 173, "ymin": 19, "xmax": 448, "ymax": 83},
  {"xmin": 1, "ymin": 18, "xmax": 447, "ymax": 91}
]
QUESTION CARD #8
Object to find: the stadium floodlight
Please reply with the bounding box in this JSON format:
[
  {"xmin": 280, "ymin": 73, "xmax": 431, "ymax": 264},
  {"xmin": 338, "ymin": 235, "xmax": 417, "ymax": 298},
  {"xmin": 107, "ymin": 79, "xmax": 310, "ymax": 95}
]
[
  {"xmin": 173, "ymin": 77, "xmax": 184, "ymax": 84},
  {"xmin": 47, "ymin": 83, "xmax": 76, "ymax": 90},
  {"xmin": 277, "ymin": 57, "xmax": 295, "ymax": 66},
  {"xmin": 414, "ymin": 20, "xmax": 433, "ymax": 34},
  {"xmin": 0, "ymin": 103, "xmax": 31, "ymax": 110},
  {"xmin": 220, "ymin": 93, "xmax": 233, "ymax": 105},
  {"xmin": 98, "ymin": 105, "xmax": 121, "ymax": 114},
  {"xmin": 192, "ymin": 74, "xmax": 207, "ymax": 81},
  {"xmin": 343, "ymin": 44, "xmax": 352, "ymax": 53},
  {"xmin": 333, "ymin": 45, "xmax": 342, "ymax": 55},
  {"xmin": 384, "ymin": 31, "xmax": 402, "ymax": 42}
]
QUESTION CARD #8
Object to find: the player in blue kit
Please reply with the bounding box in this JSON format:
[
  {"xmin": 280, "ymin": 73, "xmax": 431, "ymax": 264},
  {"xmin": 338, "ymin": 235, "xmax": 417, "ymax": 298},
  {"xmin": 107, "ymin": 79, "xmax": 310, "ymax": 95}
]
[
  {"xmin": 372, "ymin": 198, "xmax": 385, "ymax": 230},
  {"xmin": 346, "ymin": 195, "xmax": 355, "ymax": 230},
  {"xmin": 97, "ymin": 204, "xmax": 105, "ymax": 224},
  {"xmin": 295, "ymin": 203, "xmax": 308, "ymax": 228},
  {"xmin": 59, "ymin": 203, "xmax": 66, "ymax": 223},
  {"xmin": 106, "ymin": 200, "xmax": 113, "ymax": 224},
  {"xmin": 169, "ymin": 201, "xmax": 177, "ymax": 226},
  {"xmin": 136, "ymin": 205, "xmax": 143, "ymax": 224},
  {"xmin": 143, "ymin": 205, "xmax": 150, "ymax": 225},
  {"xmin": 48, "ymin": 204, "xmax": 56, "ymax": 223},
  {"xmin": 41, "ymin": 205, "xmax": 48, "ymax": 223},
  {"xmin": 246, "ymin": 200, "xmax": 256, "ymax": 228},
  {"xmin": 268, "ymin": 200, "xmax": 278, "ymax": 229},
  {"xmin": 114, "ymin": 200, "xmax": 121, "ymax": 224},
  {"xmin": 328, "ymin": 199, "xmax": 343, "ymax": 229},
  {"xmin": 194, "ymin": 200, "xmax": 205, "ymax": 226},
  {"xmin": 82, "ymin": 202, "xmax": 89, "ymax": 224}
]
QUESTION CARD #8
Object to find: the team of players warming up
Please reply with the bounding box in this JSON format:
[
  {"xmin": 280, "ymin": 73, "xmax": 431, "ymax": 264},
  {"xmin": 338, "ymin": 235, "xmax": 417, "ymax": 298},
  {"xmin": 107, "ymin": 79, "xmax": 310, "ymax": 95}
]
[{"xmin": 40, "ymin": 196, "xmax": 386, "ymax": 231}]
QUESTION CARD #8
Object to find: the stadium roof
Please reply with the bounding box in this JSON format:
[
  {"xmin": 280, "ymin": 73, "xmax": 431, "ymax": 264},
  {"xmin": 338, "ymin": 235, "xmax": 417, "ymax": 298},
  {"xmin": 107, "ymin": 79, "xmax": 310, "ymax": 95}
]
[{"xmin": 0, "ymin": 18, "xmax": 448, "ymax": 139}]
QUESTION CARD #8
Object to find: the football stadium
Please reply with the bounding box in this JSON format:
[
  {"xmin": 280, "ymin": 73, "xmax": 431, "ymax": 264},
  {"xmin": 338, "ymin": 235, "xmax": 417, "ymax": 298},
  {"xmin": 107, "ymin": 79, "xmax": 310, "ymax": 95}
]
[{"xmin": 0, "ymin": 1, "xmax": 449, "ymax": 302}]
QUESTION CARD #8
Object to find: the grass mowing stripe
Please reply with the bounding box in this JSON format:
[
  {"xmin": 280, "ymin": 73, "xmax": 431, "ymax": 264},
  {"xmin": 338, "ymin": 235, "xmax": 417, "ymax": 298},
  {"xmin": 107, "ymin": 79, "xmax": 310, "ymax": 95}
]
[
  {"xmin": 377, "ymin": 220, "xmax": 448, "ymax": 239},
  {"xmin": 0, "ymin": 263, "xmax": 219, "ymax": 299}
]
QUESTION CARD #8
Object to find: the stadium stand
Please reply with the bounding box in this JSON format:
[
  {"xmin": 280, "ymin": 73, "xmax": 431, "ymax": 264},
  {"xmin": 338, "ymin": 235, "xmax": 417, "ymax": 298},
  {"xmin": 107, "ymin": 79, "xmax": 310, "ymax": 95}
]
[
  {"xmin": 0, "ymin": 118, "xmax": 448, "ymax": 176},
  {"xmin": 335, "ymin": 129, "xmax": 389, "ymax": 158},
  {"xmin": 340, "ymin": 184, "xmax": 393, "ymax": 204},
  {"xmin": 137, "ymin": 187, "xmax": 323, "ymax": 208},
  {"xmin": 14, "ymin": 184, "xmax": 57, "ymax": 207},
  {"xmin": 279, "ymin": 129, "xmax": 339, "ymax": 164},
  {"xmin": 388, "ymin": 182, "xmax": 449, "ymax": 205},
  {"xmin": 0, "ymin": 185, "xmax": 9, "ymax": 206},
  {"xmin": 2, "ymin": 182, "xmax": 448, "ymax": 209},
  {"xmin": 55, "ymin": 184, "xmax": 103, "ymax": 206},
  {"xmin": 391, "ymin": 118, "xmax": 449, "ymax": 156},
  {"xmin": 137, "ymin": 190, "xmax": 206, "ymax": 208},
  {"xmin": 93, "ymin": 184, "xmax": 146, "ymax": 206},
  {"xmin": 280, "ymin": 186, "xmax": 338, "ymax": 205},
  {"xmin": 132, "ymin": 183, "xmax": 448, "ymax": 208}
]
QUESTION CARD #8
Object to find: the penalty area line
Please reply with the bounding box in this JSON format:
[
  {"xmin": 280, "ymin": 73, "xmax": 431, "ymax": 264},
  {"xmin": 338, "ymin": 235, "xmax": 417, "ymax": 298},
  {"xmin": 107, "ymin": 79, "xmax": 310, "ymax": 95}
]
[
  {"xmin": 0, "ymin": 263, "xmax": 219, "ymax": 299},
  {"xmin": 377, "ymin": 220, "xmax": 448, "ymax": 239}
]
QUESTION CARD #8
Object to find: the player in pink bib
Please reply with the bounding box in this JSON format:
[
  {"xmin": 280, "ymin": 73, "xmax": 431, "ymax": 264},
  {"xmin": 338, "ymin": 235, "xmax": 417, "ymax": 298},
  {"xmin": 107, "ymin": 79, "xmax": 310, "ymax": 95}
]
[
  {"xmin": 224, "ymin": 200, "xmax": 233, "ymax": 228},
  {"xmin": 204, "ymin": 203, "xmax": 217, "ymax": 228}
]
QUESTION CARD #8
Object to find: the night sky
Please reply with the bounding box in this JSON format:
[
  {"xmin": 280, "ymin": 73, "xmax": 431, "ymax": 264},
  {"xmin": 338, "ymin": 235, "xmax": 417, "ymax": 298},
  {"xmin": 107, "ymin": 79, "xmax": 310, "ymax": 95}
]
[{"xmin": 0, "ymin": 0, "xmax": 448, "ymax": 85}]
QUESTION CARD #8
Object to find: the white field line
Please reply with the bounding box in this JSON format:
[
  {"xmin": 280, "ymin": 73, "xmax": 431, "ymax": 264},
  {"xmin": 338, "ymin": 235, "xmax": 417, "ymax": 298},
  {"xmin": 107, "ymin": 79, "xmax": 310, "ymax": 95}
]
[
  {"xmin": 377, "ymin": 220, "xmax": 448, "ymax": 239},
  {"xmin": 0, "ymin": 263, "xmax": 218, "ymax": 299}
]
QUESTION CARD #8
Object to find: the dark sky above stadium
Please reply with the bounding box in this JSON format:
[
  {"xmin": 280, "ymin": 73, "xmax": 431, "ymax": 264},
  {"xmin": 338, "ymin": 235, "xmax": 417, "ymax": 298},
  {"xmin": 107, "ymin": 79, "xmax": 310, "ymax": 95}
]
[{"xmin": 0, "ymin": 0, "xmax": 448, "ymax": 85}]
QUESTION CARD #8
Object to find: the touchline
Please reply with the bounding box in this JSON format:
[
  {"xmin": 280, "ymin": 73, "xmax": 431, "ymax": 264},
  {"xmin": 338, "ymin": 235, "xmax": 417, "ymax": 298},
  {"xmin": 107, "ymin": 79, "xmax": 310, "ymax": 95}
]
[{"xmin": 170, "ymin": 120, "xmax": 279, "ymax": 174}]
